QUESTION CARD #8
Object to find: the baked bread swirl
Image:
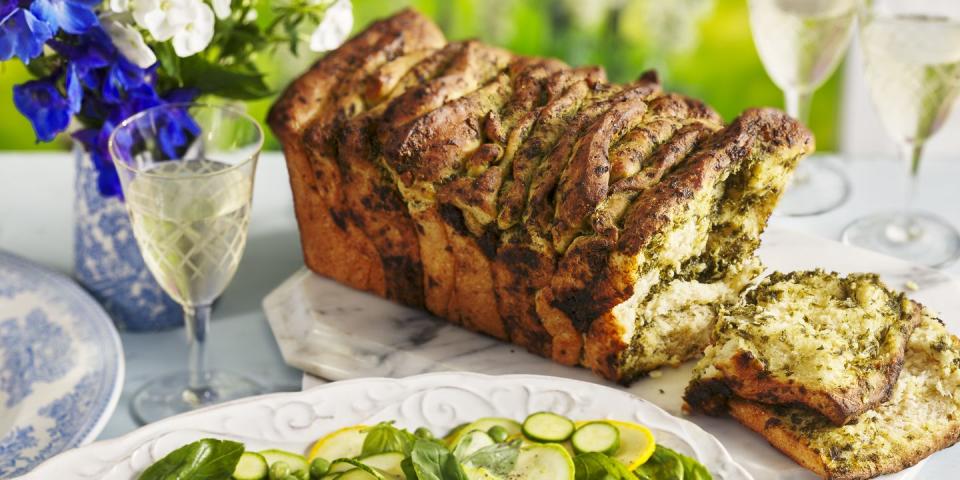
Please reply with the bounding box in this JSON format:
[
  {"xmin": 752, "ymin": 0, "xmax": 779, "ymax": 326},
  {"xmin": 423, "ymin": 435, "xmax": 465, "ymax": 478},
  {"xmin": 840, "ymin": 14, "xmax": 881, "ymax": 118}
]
[
  {"xmin": 685, "ymin": 270, "xmax": 923, "ymax": 424},
  {"xmin": 728, "ymin": 310, "xmax": 960, "ymax": 480},
  {"xmin": 269, "ymin": 9, "xmax": 813, "ymax": 382}
]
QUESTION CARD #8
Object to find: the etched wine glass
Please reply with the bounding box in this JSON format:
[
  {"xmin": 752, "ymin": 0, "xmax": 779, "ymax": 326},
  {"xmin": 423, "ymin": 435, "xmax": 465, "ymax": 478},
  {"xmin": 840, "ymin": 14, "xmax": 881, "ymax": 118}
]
[
  {"xmin": 748, "ymin": 0, "xmax": 857, "ymax": 216},
  {"xmin": 109, "ymin": 103, "xmax": 265, "ymax": 423},
  {"xmin": 842, "ymin": 0, "xmax": 960, "ymax": 266}
]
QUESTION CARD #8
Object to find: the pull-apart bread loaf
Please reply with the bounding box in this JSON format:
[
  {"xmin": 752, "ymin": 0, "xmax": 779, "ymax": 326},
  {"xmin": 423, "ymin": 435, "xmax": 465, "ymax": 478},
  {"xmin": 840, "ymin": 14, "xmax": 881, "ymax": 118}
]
[
  {"xmin": 729, "ymin": 311, "xmax": 960, "ymax": 480},
  {"xmin": 685, "ymin": 270, "xmax": 923, "ymax": 425},
  {"xmin": 268, "ymin": 9, "xmax": 813, "ymax": 383}
]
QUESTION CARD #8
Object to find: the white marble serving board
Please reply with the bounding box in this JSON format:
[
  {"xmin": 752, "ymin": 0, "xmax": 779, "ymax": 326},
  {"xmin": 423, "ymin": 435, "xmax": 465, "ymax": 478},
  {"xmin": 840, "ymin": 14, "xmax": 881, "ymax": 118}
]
[{"xmin": 263, "ymin": 226, "xmax": 960, "ymax": 480}]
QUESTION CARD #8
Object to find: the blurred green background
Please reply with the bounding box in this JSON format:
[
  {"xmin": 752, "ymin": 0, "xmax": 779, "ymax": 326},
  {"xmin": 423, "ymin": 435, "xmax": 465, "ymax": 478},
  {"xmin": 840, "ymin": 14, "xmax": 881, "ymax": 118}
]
[{"xmin": 0, "ymin": 0, "xmax": 842, "ymax": 152}]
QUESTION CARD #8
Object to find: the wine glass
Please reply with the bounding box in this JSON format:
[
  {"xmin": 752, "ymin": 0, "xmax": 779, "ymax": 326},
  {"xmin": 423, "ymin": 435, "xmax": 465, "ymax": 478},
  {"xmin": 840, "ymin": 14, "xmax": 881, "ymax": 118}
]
[
  {"xmin": 748, "ymin": 0, "xmax": 857, "ymax": 216},
  {"xmin": 109, "ymin": 103, "xmax": 265, "ymax": 423},
  {"xmin": 842, "ymin": 0, "xmax": 960, "ymax": 267}
]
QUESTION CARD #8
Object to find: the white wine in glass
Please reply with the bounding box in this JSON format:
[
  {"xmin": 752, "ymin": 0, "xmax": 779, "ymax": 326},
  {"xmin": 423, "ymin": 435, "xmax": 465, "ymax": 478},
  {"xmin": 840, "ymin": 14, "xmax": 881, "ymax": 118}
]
[
  {"xmin": 125, "ymin": 161, "xmax": 251, "ymax": 307},
  {"xmin": 748, "ymin": 0, "xmax": 857, "ymax": 216},
  {"xmin": 110, "ymin": 104, "xmax": 265, "ymax": 423},
  {"xmin": 843, "ymin": 2, "xmax": 960, "ymax": 267}
]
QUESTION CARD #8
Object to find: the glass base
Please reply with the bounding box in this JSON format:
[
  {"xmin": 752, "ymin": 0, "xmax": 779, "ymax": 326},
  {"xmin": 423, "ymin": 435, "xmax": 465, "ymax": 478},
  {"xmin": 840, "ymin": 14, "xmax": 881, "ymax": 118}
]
[
  {"xmin": 776, "ymin": 158, "xmax": 851, "ymax": 217},
  {"xmin": 131, "ymin": 370, "xmax": 264, "ymax": 424},
  {"xmin": 842, "ymin": 211, "xmax": 960, "ymax": 268}
]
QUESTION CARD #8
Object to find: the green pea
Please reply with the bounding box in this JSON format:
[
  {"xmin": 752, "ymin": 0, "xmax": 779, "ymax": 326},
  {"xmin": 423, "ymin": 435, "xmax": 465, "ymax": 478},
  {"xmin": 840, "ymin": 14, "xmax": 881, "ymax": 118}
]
[
  {"xmin": 488, "ymin": 425, "xmax": 509, "ymax": 443},
  {"xmin": 309, "ymin": 457, "xmax": 331, "ymax": 479},
  {"xmin": 415, "ymin": 427, "xmax": 435, "ymax": 439},
  {"xmin": 269, "ymin": 461, "xmax": 291, "ymax": 480}
]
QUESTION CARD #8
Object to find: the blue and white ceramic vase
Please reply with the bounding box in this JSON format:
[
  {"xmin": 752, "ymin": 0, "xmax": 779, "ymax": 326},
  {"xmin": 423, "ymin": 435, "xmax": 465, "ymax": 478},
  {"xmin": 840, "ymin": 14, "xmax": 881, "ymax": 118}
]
[{"xmin": 72, "ymin": 146, "xmax": 182, "ymax": 331}]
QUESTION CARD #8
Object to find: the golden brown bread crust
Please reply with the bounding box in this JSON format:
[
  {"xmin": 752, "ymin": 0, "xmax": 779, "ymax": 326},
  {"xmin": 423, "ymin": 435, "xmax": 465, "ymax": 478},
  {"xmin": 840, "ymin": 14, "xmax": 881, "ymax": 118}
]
[
  {"xmin": 270, "ymin": 10, "xmax": 812, "ymax": 382},
  {"xmin": 727, "ymin": 312, "xmax": 960, "ymax": 480},
  {"xmin": 685, "ymin": 271, "xmax": 923, "ymax": 425},
  {"xmin": 728, "ymin": 398, "xmax": 833, "ymax": 478},
  {"xmin": 267, "ymin": 9, "xmax": 445, "ymax": 299}
]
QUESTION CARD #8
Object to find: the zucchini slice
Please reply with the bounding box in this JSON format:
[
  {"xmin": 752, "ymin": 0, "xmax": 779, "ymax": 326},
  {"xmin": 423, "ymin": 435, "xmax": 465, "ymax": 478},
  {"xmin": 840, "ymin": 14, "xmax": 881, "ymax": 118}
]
[
  {"xmin": 259, "ymin": 449, "xmax": 309, "ymax": 476},
  {"xmin": 510, "ymin": 443, "xmax": 575, "ymax": 479},
  {"xmin": 452, "ymin": 430, "xmax": 495, "ymax": 458},
  {"xmin": 358, "ymin": 452, "xmax": 405, "ymax": 478},
  {"xmin": 463, "ymin": 465, "xmax": 500, "ymax": 480},
  {"xmin": 337, "ymin": 469, "xmax": 382, "ymax": 480},
  {"xmin": 522, "ymin": 412, "xmax": 575, "ymax": 443},
  {"xmin": 606, "ymin": 420, "xmax": 656, "ymax": 469},
  {"xmin": 446, "ymin": 417, "xmax": 522, "ymax": 446},
  {"xmin": 308, "ymin": 425, "xmax": 369, "ymax": 462},
  {"xmin": 325, "ymin": 459, "xmax": 385, "ymax": 479},
  {"xmin": 329, "ymin": 459, "xmax": 360, "ymax": 473},
  {"xmin": 571, "ymin": 421, "xmax": 620, "ymax": 455},
  {"xmin": 232, "ymin": 451, "xmax": 268, "ymax": 480}
]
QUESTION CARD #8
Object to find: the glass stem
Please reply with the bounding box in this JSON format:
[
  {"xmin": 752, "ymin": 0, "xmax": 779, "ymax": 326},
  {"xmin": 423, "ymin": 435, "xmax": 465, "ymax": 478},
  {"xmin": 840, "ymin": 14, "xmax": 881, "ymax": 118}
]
[
  {"xmin": 886, "ymin": 141, "xmax": 924, "ymax": 243},
  {"xmin": 900, "ymin": 141, "xmax": 923, "ymax": 215},
  {"xmin": 784, "ymin": 89, "xmax": 814, "ymax": 184},
  {"xmin": 784, "ymin": 89, "xmax": 813, "ymax": 125},
  {"xmin": 184, "ymin": 304, "xmax": 211, "ymax": 393}
]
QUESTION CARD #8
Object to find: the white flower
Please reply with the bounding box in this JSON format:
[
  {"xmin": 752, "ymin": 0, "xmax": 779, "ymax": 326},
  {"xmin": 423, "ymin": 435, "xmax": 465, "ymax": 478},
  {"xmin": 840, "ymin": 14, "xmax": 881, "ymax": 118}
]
[
  {"xmin": 170, "ymin": 1, "xmax": 215, "ymax": 57},
  {"xmin": 211, "ymin": 0, "xmax": 230, "ymax": 19},
  {"xmin": 102, "ymin": 15, "xmax": 157, "ymax": 68},
  {"xmin": 110, "ymin": 0, "xmax": 130, "ymax": 13},
  {"xmin": 132, "ymin": 0, "xmax": 215, "ymax": 57},
  {"xmin": 309, "ymin": 0, "xmax": 352, "ymax": 52},
  {"xmin": 132, "ymin": 0, "xmax": 194, "ymax": 41}
]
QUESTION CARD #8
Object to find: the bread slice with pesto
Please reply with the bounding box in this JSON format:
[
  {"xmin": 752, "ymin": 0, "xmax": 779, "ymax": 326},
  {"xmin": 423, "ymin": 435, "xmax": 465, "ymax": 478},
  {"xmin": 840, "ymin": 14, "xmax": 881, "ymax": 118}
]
[
  {"xmin": 685, "ymin": 270, "xmax": 922, "ymax": 425},
  {"xmin": 728, "ymin": 310, "xmax": 960, "ymax": 480}
]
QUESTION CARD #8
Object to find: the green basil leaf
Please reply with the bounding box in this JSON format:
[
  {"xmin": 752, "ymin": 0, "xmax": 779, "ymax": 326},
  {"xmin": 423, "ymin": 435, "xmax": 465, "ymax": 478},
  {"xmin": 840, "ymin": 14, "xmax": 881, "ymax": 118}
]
[
  {"xmin": 574, "ymin": 452, "xmax": 638, "ymax": 480},
  {"xmin": 678, "ymin": 451, "xmax": 713, "ymax": 480},
  {"xmin": 633, "ymin": 445, "xmax": 698, "ymax": 480},
  {"xmin": 137, "ymin": 438, "xmax": 244, "ymax": 480},
  {"xmin": 361, "ymin": 422, "xmax": 417, "ymax": 457},
  {"xmin": 406, "ymin": 439, "xmax": 469, "ymax": 480},
  {"xmin": 180, "ymin": 57, "xmax": 272, "ymax": 100},
  {"xmin": 462, "ymin": 440, "xmax": 520, "ymax": 476}
]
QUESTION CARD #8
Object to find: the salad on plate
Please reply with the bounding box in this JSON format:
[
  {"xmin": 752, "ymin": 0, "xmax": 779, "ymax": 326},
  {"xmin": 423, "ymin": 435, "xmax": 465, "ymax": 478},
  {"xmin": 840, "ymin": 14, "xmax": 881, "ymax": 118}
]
[{"xmin": 136, "ymin": 412, "xmax": 711, "ymax": 480}]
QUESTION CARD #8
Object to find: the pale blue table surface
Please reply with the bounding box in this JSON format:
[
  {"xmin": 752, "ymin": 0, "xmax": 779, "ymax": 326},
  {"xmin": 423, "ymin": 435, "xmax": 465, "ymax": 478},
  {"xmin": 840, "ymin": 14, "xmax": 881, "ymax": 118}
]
[{"xmin": 1, "ymin": 151, "xmax": 958, "ymax": 478}]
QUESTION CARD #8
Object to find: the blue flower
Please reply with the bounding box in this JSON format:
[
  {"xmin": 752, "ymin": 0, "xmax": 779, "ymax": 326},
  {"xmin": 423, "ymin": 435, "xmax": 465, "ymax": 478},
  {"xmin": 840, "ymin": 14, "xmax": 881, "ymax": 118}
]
[
  {"xmin": 103, "ymin": 58, "xmax": 150, "ymax": 104},
  {"xmin": 73, "ymin": 127, "xmax": 123, "ymax": 197},
  {"xmin": 13, "ymin": 78, "xmax": 71, "ymax": 142},
  {"xmin": 0, "ymin": 0, "xmax": 16, "ymax": 19},
  {"xmin": 0, "ymin": 8, "xmax": 53, "ymax": 62},
  {"xmin": 49, "ymin": 27, "xmax": 113, "ymax": 72},
  {"xmin": 30, "ymin": 0, "xmax": 99, "ymax": 35},
  {"xmin": 65, "ymin": 62, "xmax": 82, "ymax": 114}
]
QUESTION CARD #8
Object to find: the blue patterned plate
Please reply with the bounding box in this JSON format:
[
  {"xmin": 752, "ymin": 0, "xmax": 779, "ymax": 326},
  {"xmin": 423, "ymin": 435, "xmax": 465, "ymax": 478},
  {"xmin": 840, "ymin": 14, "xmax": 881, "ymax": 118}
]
[{"xmin": 0, "ymin": 251, "xmax": 124, "ymax": 478}]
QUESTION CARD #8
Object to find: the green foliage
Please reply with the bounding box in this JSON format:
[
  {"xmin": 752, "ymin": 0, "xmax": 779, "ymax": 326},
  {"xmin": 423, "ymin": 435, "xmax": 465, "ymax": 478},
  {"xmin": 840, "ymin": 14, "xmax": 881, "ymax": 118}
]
[
  {"xmin": 270, "ymin": 0, "xmax": 339, "ymax": 56},
  {"xmin": 573, "ymin": 452, "xmax": 639, "ymax": 480},
  {"xmin": 400, "ymin": 439, "xmax": 469, "ymax": 480},
  {"xmin": 460, "ymin": 440, "xmax": 521, "ymax": 476},
  {"xmin": 360, "ymin": 422, "xmax": 418, "ymax": 457},
  {"xmin": 634, "ymin": 445, "xmax": 712, "ymax": 480},
  {"xmin": 137, "ymin": 438, "xmax": 244, "ymax": 480}
]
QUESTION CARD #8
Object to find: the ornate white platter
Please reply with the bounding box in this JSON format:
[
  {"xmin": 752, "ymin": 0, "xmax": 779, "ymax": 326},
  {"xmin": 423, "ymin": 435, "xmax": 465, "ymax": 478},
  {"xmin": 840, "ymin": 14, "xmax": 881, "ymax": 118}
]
[
  {"xmin": 0, "ymin": 251, "xmax": 125, "ymax": 478},
  {"xmin": 19, "ymin": 372, "xmax": 749, "ymax": 479},
  {"xmin": 266, "ymin": 226, "xmax": 958, "ymax": 479}
]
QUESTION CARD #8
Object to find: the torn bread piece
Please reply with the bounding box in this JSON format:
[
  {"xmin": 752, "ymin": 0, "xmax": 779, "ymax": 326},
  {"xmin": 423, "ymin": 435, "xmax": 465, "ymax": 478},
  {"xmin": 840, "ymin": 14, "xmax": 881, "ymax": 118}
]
[
  {"xmin": 729, "ymin": 310, "xmax": 960, "ymax": 480},
  {"xmin": 685, "ymin": 270, "xmax": 922, "ymax": 425}
]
